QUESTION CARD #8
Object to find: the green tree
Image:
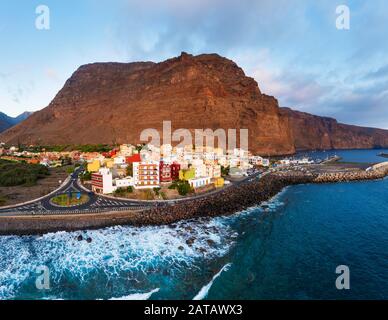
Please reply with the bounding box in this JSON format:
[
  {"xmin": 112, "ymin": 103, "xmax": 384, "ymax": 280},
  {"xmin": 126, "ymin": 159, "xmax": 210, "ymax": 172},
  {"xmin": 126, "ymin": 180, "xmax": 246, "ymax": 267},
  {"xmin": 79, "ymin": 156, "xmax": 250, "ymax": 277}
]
[
  {"xmin": 81, "ymin": 171, "xmax": 92, "ymax": 181},
  {"xmin": 114, "ymin": 188, "xmax": 126, "ymax": 196},
  {"xmin": 221, "ymin": 165, "xmax": 230, "ymax": 176},
  {"xmin": 177, "ymin": 181, "xmax": 192, "ymax": 196}
]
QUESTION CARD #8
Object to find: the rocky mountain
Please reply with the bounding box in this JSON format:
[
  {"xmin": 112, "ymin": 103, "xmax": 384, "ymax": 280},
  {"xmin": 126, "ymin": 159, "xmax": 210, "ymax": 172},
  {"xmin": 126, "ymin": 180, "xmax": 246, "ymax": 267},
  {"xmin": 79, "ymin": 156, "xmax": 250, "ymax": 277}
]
[
  {"xmin": 281, "ymin": 108, "xmax": 388, "ymax": 151},
  {"xmin": 0, "ymin": 111, "xmax": 33, "ymax": 133},
  {"xmin": 0, "ymin": 52, "xmax": 387, "ymax": 155}
]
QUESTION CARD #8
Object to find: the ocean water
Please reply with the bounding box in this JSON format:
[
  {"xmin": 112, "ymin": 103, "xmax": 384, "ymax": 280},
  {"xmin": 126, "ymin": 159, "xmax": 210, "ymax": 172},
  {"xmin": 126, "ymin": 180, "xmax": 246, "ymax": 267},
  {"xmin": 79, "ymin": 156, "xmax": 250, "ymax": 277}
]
[
  {"xmin": 297, "ymin": 148, "xmax": 388, "ymax": 163},
  {"xmin": 0, "ymin": 150, "xmax": 387, "ymax": 300}
]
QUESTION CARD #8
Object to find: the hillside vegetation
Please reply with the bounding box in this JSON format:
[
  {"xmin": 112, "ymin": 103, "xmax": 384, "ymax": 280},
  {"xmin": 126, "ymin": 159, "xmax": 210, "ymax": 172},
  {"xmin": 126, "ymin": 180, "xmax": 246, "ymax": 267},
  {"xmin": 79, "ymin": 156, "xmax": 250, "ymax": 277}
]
[{"xmin": 0, "ymin": 159, "xmax": 49, "ymax": 187}]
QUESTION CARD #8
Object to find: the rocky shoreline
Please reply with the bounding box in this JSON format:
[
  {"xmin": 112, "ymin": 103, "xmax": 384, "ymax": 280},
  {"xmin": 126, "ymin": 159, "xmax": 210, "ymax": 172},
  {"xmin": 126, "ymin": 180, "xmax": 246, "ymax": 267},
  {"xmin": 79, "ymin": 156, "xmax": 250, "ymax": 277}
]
[{"xmin": 0, "ymin": 167, "xmax": 387, "ymax": 236}]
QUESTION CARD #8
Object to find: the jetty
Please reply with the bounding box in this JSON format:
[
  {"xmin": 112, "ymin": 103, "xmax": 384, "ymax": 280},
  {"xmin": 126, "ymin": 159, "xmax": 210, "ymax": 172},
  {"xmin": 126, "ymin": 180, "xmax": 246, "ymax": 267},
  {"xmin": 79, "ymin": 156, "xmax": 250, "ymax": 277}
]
[{"xmin": 321, "ymin": 155, "xmax": 342, "ymax": 164}]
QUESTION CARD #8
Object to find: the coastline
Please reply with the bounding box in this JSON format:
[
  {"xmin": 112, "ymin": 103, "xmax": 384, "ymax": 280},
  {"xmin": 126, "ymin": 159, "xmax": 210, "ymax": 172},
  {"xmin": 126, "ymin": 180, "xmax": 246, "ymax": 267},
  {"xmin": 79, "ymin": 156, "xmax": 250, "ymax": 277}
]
[{"xmin": 1, "ymin": 167, "xmax": 387, "ymax": 236}]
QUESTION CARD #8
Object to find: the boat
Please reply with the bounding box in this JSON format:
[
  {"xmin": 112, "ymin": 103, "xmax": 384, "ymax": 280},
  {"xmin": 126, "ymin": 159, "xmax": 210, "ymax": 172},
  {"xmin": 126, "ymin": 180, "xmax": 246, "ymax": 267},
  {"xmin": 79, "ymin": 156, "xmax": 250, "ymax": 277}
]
[{"xmin": 377, "ymin": 152, "xmax": 388, "ymax": 158}]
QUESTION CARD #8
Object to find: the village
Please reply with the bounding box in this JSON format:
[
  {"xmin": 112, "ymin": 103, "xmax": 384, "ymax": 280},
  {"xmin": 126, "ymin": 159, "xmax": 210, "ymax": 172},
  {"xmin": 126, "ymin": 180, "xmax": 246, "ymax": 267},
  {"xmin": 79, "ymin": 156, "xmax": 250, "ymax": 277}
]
[{"xmin": 0, "ymin": 142, "xmax": 321, "ymax": 202}]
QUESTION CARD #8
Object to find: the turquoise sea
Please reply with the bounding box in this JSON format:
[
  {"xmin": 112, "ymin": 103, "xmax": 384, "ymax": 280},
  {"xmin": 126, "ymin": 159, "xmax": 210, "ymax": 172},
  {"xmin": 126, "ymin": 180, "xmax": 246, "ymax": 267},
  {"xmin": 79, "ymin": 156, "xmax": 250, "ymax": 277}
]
[{"xmin": 0, "ymin": 149, "xmax": 387, "ymax": 300}]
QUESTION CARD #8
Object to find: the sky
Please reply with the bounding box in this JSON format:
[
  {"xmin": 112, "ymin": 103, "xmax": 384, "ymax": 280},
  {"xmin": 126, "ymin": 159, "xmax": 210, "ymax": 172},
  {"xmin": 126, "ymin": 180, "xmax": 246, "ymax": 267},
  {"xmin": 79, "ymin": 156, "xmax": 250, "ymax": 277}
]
[{"xmin": 0, "ymin": 0, "xmax": 387, "ymax": 128}]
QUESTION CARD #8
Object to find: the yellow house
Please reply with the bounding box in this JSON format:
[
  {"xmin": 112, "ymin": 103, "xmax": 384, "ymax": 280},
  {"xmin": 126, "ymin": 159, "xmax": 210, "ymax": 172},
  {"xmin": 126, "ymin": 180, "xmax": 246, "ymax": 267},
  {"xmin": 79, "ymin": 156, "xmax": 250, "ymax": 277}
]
[
  {"xmin": 87, "ymin": 160, "xmax": 101, "ymax": 172},
  {"xmin": 214, "ymin": 177, "xmax": 225, "ymax": 188},
  {"xmin": 104, "ymin": 159, "xmax": 114, "ymax": 168},
  {"xmin": 179, "ymin": 168, "xmax": 195, "ymax": 181}
]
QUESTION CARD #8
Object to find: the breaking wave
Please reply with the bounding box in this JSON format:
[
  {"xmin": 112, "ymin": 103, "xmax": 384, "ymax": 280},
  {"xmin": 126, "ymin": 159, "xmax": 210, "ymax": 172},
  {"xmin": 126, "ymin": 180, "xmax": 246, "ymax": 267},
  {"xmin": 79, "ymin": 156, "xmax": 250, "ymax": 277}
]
[
  {"xmin": 193, "ymin": 263, "xmax": 232, "ymax": 300},
  {"xmin": 108, "ymin": 288, "xmax": 160, "ymax": 300},
  {"xmin": 0, "ymin": 217, "xmax": 235, "ymax": 300},
  {"xmin": 0, "ymin": 187, "xmax": 290, "ymax": 300}
]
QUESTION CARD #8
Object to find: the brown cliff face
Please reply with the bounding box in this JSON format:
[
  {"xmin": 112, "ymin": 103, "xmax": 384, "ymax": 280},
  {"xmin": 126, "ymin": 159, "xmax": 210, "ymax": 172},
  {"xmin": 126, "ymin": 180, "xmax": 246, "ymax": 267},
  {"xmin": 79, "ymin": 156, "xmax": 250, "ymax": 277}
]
[
  {"xmin": 1, "ymin": 53, "xmax": 388, "ymax": 155},
  {"xmin": 281, "ymin": 107, "xmax": 388, "ymax": 151},
  {"xmin": 0, "ymin": 53, "xmax": 295, "ymax": 155}
]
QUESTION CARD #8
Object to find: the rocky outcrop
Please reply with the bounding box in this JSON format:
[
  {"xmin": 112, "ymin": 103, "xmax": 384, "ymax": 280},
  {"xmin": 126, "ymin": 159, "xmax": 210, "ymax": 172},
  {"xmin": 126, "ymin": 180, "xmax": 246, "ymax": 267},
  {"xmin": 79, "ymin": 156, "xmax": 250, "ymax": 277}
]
[{"xmin": 282, "ymin": 108, "xmax": 388, "ymax": 151}]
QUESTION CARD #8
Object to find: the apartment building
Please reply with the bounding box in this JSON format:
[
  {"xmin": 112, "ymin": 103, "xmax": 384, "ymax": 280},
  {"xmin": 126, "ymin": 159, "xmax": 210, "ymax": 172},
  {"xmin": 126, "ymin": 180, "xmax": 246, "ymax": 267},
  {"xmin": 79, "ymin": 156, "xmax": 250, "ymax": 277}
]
[
  {"xmin": 170, "ymin": 162, "xmax": 181, "ymax": 180},
  {"xmin": 133, "ymin": 161, "xmax": 160, "ymax": 189},
  {"xmin": 91, "ymin": 168, "xmax": 116, "ymax": 194},
  {"xmin": 159, "ymin": 161, "xmax": 172, "ymax": 183},
  {"xmin": 206, "ymin": 164, "xmax": 221, "ymax": 178}
]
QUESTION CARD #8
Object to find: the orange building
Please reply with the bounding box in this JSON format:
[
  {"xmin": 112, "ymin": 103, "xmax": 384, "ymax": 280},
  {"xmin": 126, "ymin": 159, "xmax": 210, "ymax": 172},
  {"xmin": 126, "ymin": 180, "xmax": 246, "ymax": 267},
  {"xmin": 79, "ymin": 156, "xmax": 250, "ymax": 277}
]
[{"xmin": 133, "ymin": 161, "xmax": 160, "ymax": 189}]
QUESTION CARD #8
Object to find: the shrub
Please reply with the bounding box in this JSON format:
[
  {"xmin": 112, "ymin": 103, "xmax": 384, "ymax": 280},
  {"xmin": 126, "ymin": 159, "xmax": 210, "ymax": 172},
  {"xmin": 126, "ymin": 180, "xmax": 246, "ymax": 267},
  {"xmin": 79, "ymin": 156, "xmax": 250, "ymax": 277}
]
[
  {"xmin": 114, "ymin": 188, "xmax": 126, "ymax": 196},
  {"xmin": 0, "ymin": 160, "xmax": 49, "ymax": 187},
  {"xmin": 177, "ymin": 181, "xmax": 192, "ymax": 196},
  {"xmin": 81, "ymin": 171, "xmax": 92, "ymax": 181},
  {"xmin": 168, "ymin": 183, "xmax": 177, "ymax": 190},
  {"xmin": 66, "ymin": 167, "xmax": 75, "ymax": 174},
  {"xmin": 0, "ymin": 194, "xmax": 7, "ymax": 206},
  {"xmin": 221, "ymin": 165, "xmax": 230, "ymax": 176}
]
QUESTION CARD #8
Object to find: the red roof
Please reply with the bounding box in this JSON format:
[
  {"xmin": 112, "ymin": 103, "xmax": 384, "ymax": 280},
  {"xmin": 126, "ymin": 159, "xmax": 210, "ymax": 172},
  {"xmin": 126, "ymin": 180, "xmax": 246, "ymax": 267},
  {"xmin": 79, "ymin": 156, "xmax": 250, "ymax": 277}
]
[{"xmin": 126, "ymin": 154, "xmax": 141, "ymax": 163}]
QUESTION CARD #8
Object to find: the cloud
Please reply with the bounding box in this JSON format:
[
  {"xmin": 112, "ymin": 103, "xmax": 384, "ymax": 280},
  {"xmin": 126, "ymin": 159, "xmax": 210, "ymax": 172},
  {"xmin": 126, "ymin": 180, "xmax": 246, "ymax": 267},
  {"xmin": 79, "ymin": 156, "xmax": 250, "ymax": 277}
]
[
  {"xmin": 1, "ymin": 0, "xmax": 388, "ymax": 128},
  {"xmin": 102, "ymin": 0, "xmax": 388, "ymax": 128},
  {"xmin": 364, "ymin": 64, "xmax": 388, "ymax": 80},
  {"xmin": 111, "ymin": 0, "xmax": 309, "ymax": 61},
  {"xmin": 45, "ymin": 68, "xmax": 61, "ymax": 83}
]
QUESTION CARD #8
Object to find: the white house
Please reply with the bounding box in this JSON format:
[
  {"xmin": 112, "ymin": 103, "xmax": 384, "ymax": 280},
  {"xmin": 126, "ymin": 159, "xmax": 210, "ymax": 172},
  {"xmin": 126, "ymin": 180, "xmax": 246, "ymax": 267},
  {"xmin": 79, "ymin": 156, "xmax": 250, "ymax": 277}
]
[
  {"xmin": 188, "ymin": 177, "xmax": 211, "ymax": 189},
  {"xmin": 113, "ymin": 156, "xmax": 126, "ymax": 165},
  {"xmin": 91, "ymin": 168, "xmax": 117, "ymax": 194},
  {"xmin": 119, "ymin": 144, "xmax": 135, "ymax": 156},
  {"xmin": 262, "ymin": 159, "xmax": 270, "ymax": 167},
  {"xmin": 115, "ymin": 176, "xmax": 134, "ymax": 188}
]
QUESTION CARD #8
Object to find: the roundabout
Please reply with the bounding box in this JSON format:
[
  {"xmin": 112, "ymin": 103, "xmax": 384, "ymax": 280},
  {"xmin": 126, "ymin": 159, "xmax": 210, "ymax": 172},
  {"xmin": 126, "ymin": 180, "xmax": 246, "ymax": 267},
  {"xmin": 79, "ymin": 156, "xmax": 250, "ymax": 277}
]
[{"xmin": 50, "ymin": 192, "xmax": 90, "ymax": 208}]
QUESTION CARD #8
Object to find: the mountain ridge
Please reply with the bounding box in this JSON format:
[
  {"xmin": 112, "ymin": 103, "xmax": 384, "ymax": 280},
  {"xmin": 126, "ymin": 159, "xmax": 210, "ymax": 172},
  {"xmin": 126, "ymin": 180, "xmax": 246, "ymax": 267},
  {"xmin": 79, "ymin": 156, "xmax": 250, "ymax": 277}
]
[
  {"xmin": 0, "ymin": 111, "xmax": 33, "ymax": 134},
  {"xmin": 0, "ymin": 52, "xmax": 387, "ymax": 155},
  {"xmin": 281, "ymin": 107, "xmax": 388, "ymax": 151}
]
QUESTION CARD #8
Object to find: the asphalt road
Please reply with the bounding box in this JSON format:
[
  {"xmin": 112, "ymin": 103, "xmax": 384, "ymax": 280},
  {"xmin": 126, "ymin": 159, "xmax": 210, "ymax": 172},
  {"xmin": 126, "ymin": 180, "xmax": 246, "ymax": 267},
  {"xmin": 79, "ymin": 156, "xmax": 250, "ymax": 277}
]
[
  {"xmin": 0, "ymin": 167, "xmax": 153, "ymax": 216},
  {"xmin": 0, "ymin": 167, "xmax": 262, "ymax": 216}
]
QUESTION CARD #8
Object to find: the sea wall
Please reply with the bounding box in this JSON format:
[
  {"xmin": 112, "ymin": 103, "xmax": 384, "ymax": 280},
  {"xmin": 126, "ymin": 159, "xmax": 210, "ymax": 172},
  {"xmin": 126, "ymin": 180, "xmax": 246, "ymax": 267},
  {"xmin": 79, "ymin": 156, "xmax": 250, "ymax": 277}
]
[
  {"xmin": 0, "ymin": 168, "xmax": 387, "ymax": 236},
  {"xmin": 313, "ymin": 168, "xmax": 388, "ymax": 183},
  {"xmin": 0, "ymin": 173, "xmax": 314, "ymax": 235}
]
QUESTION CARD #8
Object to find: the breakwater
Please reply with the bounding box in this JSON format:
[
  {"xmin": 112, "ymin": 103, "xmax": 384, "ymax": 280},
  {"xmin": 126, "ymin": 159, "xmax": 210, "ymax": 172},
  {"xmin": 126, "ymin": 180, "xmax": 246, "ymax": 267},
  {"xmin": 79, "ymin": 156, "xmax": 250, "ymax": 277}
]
[
  {"xmin": 0, "ymin": 168, "xmax": 387, "ymax": 235},
  {"xmin": 313, "ymin": 167, "xmax": 388, "ymax": 183}
]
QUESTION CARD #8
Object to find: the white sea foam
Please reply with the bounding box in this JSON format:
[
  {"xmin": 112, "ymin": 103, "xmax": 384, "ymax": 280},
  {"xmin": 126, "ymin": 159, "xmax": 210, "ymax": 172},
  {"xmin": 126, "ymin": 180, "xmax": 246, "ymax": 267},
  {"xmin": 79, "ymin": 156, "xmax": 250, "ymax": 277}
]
[
  {"xmin": 193, "ymin": 263, "xmax": 232, "ymax": 300},
  {"xmin": 0, "ymin": 187, "xmax": 289, "ymax": 300},
  {"xmin": 259, "ymin": 186, "xmax": 288, "ymax": 211},
  {"xmin": 0, "ymin": 218, "xmax": 234, "ymax": 299},
  {"xmin": 109, "ymin": 288, "xmax": 160, "ymax": 300},
  {"xmin": 219, "ymin": 186, "xmax": 288, "ymax": 224}
]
